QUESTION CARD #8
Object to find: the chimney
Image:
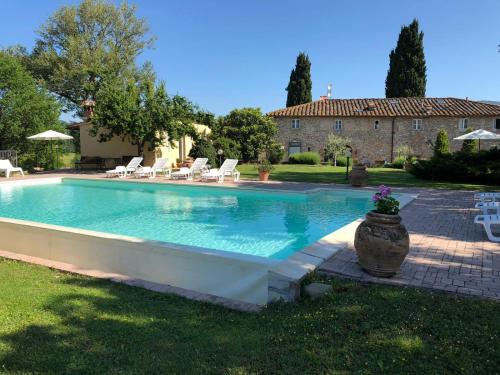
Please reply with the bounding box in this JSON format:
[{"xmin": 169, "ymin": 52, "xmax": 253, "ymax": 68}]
[
  {"xmin": 319, "ymin": 95, "xmax": 328, "ymax": 100},
  {"xmin": 366, "ymin": 101, "xmax": 376, "ymax": 111},
  {"xmin": 82, "ymin": 99, "xmax": 95, "ymax": 121}
]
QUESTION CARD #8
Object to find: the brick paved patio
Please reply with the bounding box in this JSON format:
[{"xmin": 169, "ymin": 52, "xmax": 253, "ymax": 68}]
[{"xmin": 319, "ymin": 189, "xmax": 500, "ymax": 301}]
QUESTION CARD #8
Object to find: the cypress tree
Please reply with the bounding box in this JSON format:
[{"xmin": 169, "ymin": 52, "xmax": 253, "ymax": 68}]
[
  {"xmin": 286, "ymin": 52, "xmax": 312, "ymax": 107},
  {"xmin": 434, "ymin": 129, "xmax": 450, "ymax": 156},
  {"xmin": 385, "ymin": 19, "xmax": 427, "ymax": 98}
]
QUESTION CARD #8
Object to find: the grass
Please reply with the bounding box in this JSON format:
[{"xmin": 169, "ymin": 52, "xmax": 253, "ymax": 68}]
[
  {"xmin": 238, "ymin": 164, "xmax": 500, "ymax": 191},
  {"xmin": 0, "ymin": 258, "xmax": 498, "ymax": 374}
]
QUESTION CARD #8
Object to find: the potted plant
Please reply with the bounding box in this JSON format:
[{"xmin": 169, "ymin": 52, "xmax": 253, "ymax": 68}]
[
  {"xmin": 354, "ymin": 185, "xmax": 409, "ymax": 277},
  {"xmin": 256, "ymin": 160, "xmax": 274, "ymax": 181},
  {"xmin": 349, "ymin": 162, "xmax": 368, "ymax": 187}
]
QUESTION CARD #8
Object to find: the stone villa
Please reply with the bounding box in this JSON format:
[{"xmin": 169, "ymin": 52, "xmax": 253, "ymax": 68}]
[{"xmin": 268, "ymin": 97, "xmax": 500, "ymax": 163}]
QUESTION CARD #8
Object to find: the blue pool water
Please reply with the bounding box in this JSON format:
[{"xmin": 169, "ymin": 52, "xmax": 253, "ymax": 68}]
[{"xmin": 0, "ymin": 179, "xmax": 376, "ymax": 259}]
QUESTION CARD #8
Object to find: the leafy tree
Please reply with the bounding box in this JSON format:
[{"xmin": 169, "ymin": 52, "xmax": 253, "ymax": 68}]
[
  {"xmin": 29, "ymin": 0, "xmax": 155, "ymax": 110},
  {"xmin": 212, "ymin": 137, "xmax": 242, "ymax": 166},
  {"xmin": 461, "ymin": 128, "xmax": 479, "ymax": 153},
  {"xmin": 286, "ymin": 52, "xmax": 312, "ymax": 107},
  {"xmin": 91, "ymin": 77, "xmax": 196, "ymax": 156},
  {"xmin": 434, "ymin": 129, "xmax": 450, "ymax": 156},
  {"xmin": 385, "ymin": 19, "xmax": 427, "ymax": 97},
  {"xmin": 214, "ymin": 108, "xmax": 277, "ymax": 162},
  {"xmin": 325, "ymin": 134, "xmax": 351, "ymax": 166},
  {"xmin": 0, "ymin": 51, "xmax": 61, "ymax": 159}
]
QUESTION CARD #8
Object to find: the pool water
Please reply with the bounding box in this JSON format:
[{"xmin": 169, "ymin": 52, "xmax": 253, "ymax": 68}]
[{"xmin": 0, "ymin": 179, "xmax": 376, "ymax": 259}]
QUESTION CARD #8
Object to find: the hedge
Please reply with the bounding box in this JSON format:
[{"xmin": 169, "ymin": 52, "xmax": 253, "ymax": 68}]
[{"xmin": 289, "ymin": 152, "xmax": 321, "ymax": 165}]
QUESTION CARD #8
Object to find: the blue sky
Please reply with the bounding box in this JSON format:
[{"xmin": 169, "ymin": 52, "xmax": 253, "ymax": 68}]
[{"xmin": 1, "ymin": 0, "xmax": 499, "ymax": 119}]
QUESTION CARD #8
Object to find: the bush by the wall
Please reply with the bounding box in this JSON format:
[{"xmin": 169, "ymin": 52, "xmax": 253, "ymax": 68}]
[
  {"xmin": 408, "ymin": 148, "xmax": 500, "ymax": 185},
  {"xmin": 267, "ymin": 142, "xmax": 285, "ymax": 164},
  {"xmin": 289, "ymin": 152, "xmax": 321, "ymax": 165},
  {"xmin": 334, "ymin": 155, "xmax": 352, "ymax": 167}
]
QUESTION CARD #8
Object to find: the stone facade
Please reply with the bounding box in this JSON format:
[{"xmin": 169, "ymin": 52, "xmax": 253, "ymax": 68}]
[{"xmin": 274, "ymin": 116, "xmax": 500, "ymax": 163}]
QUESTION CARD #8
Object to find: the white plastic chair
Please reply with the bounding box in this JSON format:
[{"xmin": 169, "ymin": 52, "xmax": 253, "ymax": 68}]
[
  {"xmin": 0, "ymin": 160, "xmax": 24, "ymax": 178},
  {"xmin": 106, "ymin": 157, "xmax": 143, "ymax": 178},
  {"xmin": 134, "ymin": 158, "xmax": 169, "ymax": 179},
  {"xmin": 474, "ymin": 215, "xmax": 500, "ymax": 242},
  {"xmin": 171, "ymin": 158, "xmax": 208, "ymax": 180},
  {"xmin": 201, "ymin": 159, "xmax": 240, "ymax": 183},
  {"xmin": 475, "ymin": 201, "xmax": 500, "ymax": 215}
]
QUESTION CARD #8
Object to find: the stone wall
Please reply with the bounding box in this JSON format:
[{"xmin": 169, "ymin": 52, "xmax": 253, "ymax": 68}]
[{"xmin": 274, "ymin": 116, "xmax": 500, "ymax": 163}]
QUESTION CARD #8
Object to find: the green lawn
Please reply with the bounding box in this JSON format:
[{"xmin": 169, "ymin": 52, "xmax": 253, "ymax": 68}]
[
  {"xmin": 58, "ymin": 152, "xmax": 79, "ymax": 169},
  {"xmin": 0, "ymin": 258, "xmax": 498, "ymax": 374},
  {"xmin": 238, "ymin": 164, "xmax": 500, "ymax": 191}
]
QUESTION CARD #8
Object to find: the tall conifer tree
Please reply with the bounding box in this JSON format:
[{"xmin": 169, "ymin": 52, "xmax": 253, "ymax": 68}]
[
  {"xmin": 385, "ymin": 19, "xmax": 427, "ymax": 97},
  {"xmin": 286, "ymin": 52, "xmax": 312, "ymax": 107}
]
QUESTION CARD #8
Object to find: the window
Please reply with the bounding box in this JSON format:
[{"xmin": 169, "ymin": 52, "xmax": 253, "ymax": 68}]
[
  {"xmin": 288, "ymin": 141, "xmax": 301, "ymax": 156},
  {"xmin": 291, "ymin": 119, "xmax": 300, "ymax": 129},
  {"xmin": 333, "ymin": 119, "xmax": 343, "ymax": 130},
  {"xmin": 307, "ymin": 146, "xmax": 311, "ymax": 152},
  {"xmin": 374, "ymin": 120, "xmax": 380, "ymax": 130},
  {"xmin": 494, "ymin": 119, "xmax": 500, "ymax": 130},
  {"xmin": 412, "ymin": 119, "xmax": 423, "ymax": 130},
  {"xmin": 458, "ymin": 118, "xmax": 469, "ymax": 131}
]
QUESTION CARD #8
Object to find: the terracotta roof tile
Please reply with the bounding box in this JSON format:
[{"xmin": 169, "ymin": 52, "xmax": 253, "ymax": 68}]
[{"xmin": 268, "ymin": 97, "xmax": 500, "ymax": 117}]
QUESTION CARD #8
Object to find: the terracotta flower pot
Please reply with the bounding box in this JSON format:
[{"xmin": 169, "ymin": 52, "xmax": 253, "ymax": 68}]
[
  {"xmin": 354, "ymin": 211, "xmax": 409, "ymax": 277},
  {"xmin": 259, "ymin": 171, "xmax": 270, "ymax": 181},
  {"xmin": 349, "ymin": 165, "xmax": 368, "ymax": 187}
]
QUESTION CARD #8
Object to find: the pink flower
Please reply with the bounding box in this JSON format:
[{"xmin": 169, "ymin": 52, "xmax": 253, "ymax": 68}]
[{"xmin": 372, "ymin": 194, "xmax": 380, "ymax": 201}]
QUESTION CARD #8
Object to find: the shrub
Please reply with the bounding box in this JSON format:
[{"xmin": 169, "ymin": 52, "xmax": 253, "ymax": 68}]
[
  {"xmin": 289, "ymin": 152, "xmax": 321, "ymax": 165},
  {"xmin": 434, "ymin": 129, "xmax": 450, "ymax": 156},
  {"xmin": 256, "ymin": 160, "xmax": 274, "ymax": 173},
  {"xmin": 267, "ymin": 142, "xmax": 285, "ymax": 164},
  {"xmin": 189, "ymin": 136, "xmax": 217, "ymax": 166},
  {"xmin": 408, "ymin": 147, "xmax": 500, "ymax": 185},
  {"xmin": 212, "ymin": 137, "xmax": 241, "ymax": 166},
  {"xmin": 334, "ymin": 155, "xmax": 352, "ymax": 167}
]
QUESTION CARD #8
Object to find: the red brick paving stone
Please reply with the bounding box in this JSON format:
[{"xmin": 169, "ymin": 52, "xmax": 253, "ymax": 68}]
[{"xmin": 319, "ymin": 188, "xmax": 500, "ymax": 302}]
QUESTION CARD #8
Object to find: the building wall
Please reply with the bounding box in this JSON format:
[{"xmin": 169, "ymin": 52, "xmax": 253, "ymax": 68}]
[
  {"xmin": 79, "ymin": 123, "xmax": 211, "ymax": 167},
  {"xmin": 275, "ymin": 116, "xmax": 500, "ymax": 163}
]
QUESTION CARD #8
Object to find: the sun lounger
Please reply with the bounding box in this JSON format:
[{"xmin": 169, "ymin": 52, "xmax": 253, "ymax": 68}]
[
  {"xmin": 0, "ymin": 159, "xmax": 24, "ymax": 178},
  {"xmin": 474, "ymin": 215, "xmax": 500, "ymax": 242},
  {"xmin": 201, "ymin": 159, "xmax": 240, "ymax": 183},
  {"xmin": 106, "ymin": 157, "xmax": 143, "ymax": 178},
  {"xmin": 474, "ymin": 192, "xmax": 500, "ymax": 202},
  {"xmin": 170, "ymin": 158, "xmax": 208, "ymax": 180},
  {"xmin": 134, "ymin": 158, "xmax": 169, "ymax": 179},
  {"xmin": 475, "ymin": 201, "xmax": 500, "ymax": 215}
]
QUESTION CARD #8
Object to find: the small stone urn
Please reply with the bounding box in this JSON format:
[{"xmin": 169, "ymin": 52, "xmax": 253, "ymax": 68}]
[
  {"xmin": 349, "ymin": 165, "xmax": 368, "ymax": 187},
  {"xmin": 354, "ymin": 211, "xmax": 409, "ymax": 277}
]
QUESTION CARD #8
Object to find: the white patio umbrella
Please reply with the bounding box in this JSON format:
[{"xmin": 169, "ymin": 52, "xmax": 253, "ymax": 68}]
[
  {"xmin": 453, "ymin": 129, "xmax": 500, "ymax": 151},
  {"xmin": 27, "ymin": 130, "xmax": 74, "ymax": 169}
]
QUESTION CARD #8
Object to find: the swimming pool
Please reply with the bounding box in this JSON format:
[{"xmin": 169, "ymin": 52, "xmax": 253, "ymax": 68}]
[
  {"xmin": 0, "ymin": 178, "xmax": 375, "ymax": 259},
  {"xmin": 0, "ymin": 177, "xmax": 413, "ymax": 307}
]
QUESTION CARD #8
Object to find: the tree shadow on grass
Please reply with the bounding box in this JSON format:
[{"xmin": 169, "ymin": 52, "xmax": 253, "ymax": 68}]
[{"xmin": 1, "ymin": 272, "xmax": 499, "ymax": 374}]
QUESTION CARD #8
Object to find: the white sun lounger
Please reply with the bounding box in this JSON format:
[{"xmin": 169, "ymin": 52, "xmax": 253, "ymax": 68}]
[
  {"xmin": 134, "ymin": 158, "xmax": 169, "ymax": 179},
  {"xmin": 474, "ymin": 192, "xmax": 500, "ymax": 202},
  {"xmin": 171, "ymin": 158, "xmax": 208, "ymax": 180},
  {"xmin": 475, "ymin": 201, "xmax": 500, "ymax": 215},
  {"xmin": 0, "ymin": 160, "xmax": 24, "ymax": 178},
  {"xmin": 474, "ymin": 215, "xmax": 500, "ymax": 242},
  {"xmin": 201, "ymin": 159, "xmax": 240, "ymax": 183},
  {"xmin": 106, "ymin": 157, "xmax": 143, "ymax": 178}
]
